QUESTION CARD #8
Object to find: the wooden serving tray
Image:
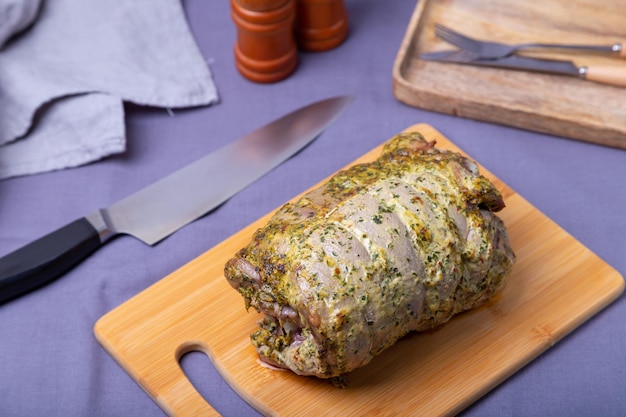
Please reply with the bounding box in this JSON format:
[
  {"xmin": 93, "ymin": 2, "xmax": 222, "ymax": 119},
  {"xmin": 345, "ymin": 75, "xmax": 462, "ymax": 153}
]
[
  {"xmin": 95, "ymin": 124, "xmax": 624, "ymax": 416},
  {"xmin": 392, "ymin": 0, "xmax": 626, "ymax": 149}
]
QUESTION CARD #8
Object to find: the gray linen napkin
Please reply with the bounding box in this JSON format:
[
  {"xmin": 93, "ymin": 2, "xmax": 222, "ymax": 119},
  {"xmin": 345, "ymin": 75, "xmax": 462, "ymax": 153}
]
[
  {"xmin": 0, "ymin": 0, "xmax": 218, "ymax": 179},
  {"xmin": 0, "ymin": 0, "xmax": 41, "ymax": 48}
]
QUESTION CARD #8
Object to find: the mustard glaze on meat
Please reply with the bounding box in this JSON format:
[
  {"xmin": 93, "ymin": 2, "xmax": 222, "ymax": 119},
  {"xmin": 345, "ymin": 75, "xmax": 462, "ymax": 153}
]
[{"xmin": 224, "ymin": 132, "xmax": 515, "ymax": 378}]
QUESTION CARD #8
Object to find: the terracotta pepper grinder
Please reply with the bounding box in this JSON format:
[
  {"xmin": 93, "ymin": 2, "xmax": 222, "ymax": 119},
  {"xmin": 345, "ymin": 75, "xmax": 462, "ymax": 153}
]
[
  {"xmin": 294, "ymin": 0, "xmax": 348, "ymax": 52},
  {"xmin": 231, "ymin": 0, "xmax": 298, "ymax": 83}
]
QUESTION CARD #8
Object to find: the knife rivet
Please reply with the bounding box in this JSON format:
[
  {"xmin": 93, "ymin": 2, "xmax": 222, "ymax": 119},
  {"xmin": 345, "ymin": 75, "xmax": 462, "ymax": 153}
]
[
  {"xmin": 578, "ymin": 66, "xmax": 588, "ymax": 78},
  {"xmin": 613, "ymin": 43, "xmax": 622, "ymax": 53}
]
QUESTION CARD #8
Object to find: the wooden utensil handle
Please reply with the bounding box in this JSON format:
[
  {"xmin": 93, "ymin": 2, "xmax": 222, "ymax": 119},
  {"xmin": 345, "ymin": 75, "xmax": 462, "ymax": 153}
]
[{"xmin": 584, "ymin": 65, "xmax": 626, "ymax": 87}]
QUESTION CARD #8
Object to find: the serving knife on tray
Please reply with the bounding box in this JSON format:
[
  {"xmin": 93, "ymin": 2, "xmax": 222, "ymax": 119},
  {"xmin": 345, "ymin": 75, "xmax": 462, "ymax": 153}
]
[
  {"xmin": 0, "ymin": 96, "xmax": 353, "ymax": 304},
  {"xmin": 419, "ymin": 50, "xmax": 626, "ymax": 87}
]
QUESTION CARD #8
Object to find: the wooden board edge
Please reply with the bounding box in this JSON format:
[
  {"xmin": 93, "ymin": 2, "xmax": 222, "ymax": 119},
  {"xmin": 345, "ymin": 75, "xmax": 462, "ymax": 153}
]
[
  {"xmin": 391, "ymin": 0, "xmax": 428, "ymax": 84},
  {"xmin": 93, "ymin": 123, "xmax": 626, "ymax": 417},
  {"xmin": 390, "ymin": 0, "xmax": 626, "ymax": 150},
  {"xmin": 451, "ymin": 267, "xmax": 625, "ymax": 417}
]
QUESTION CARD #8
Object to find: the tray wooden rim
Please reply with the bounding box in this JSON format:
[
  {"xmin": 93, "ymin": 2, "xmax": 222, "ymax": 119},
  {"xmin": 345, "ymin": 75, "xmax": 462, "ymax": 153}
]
[{"xmin": 392, "ymin": 0, "xmax": 626, "ymax": 149}]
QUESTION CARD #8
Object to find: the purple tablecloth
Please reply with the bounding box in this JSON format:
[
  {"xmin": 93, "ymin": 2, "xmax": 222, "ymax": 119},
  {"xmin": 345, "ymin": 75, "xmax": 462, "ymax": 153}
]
[{"xmin": 1, "ymin": 1, "xmax": 625, "ymax": 416}]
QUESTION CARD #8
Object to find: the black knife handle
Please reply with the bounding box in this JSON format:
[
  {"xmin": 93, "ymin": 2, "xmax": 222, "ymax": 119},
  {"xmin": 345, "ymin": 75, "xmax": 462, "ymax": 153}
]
[{"xmin": 0, "ymin": 218, "xmax": 102, "ymax": 304}]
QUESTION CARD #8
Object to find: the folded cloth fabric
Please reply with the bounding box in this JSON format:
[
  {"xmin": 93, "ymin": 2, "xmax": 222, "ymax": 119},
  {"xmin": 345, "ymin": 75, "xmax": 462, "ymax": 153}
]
[
  {"xmin": 0, "ymin": 0, "xmax": 219, "ymax": 180},
  {"xmin": 0, "ymin": 0, "xmax": 41, "ymax": 48}
]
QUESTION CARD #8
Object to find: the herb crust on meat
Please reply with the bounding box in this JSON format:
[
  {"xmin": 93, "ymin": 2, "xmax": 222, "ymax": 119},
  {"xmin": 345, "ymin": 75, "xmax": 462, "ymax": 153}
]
[{"xmin": 224, "ymin": 132, "xmax": 516, "ymax": 378}]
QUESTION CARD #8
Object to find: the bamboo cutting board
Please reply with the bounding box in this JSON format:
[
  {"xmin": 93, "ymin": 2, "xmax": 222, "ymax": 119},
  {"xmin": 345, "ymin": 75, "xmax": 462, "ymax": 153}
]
[
  {"xmin": 392, "ymin": 0, "xmax": 626, "ymax": 149},
  {"xmin": 95, "ymin": 124, "xmax": 624, "ymax": 416}
]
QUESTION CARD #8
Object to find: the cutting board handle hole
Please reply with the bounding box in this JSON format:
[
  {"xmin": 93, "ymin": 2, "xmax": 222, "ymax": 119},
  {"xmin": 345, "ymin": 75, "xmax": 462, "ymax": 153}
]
[{"xmin": 178, "ymin": 346, "xmax": 259, "ymax": 415}]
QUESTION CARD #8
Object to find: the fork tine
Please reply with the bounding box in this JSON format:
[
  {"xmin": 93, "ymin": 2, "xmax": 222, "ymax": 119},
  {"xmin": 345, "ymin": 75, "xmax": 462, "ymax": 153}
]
[
  {"xmin": 448, "ymin": 49, "xmax": 479, "ymax": 62},
  {"xmin": 434, "ymin": 24, "xmax": 475, "ymax": 43},
  {"xmin": 434, "ymin": 24, "xmax": 482, "ymax": 52},
  {"xmin": 434, "ymin": 24, "xmax": 478, "ymax": 50},
  {"xmin": 434, "ymin": 26, "xmax": 468, "ymax": 48},
  {"xmin": 427, "ymin": 49, "xmax": 480, "ymax": 63}
]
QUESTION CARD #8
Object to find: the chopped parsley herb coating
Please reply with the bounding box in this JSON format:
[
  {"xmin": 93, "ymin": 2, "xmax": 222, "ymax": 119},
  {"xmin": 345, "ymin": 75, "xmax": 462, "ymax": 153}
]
[{"xmin": 224, "ymin": 132, "xmax": 516, "ymax": 378}]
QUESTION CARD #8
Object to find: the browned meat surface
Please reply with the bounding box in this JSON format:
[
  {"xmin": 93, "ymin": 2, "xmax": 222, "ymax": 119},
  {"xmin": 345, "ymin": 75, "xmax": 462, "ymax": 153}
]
[{"xmin": 224, "ymin": 132, "xmax": 516, "ymax": 378}]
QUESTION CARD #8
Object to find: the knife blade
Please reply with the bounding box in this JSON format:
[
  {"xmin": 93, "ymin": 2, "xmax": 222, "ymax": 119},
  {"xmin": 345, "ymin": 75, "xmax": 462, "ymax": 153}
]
[
  {"xmin": 0, "ymin": 96, "xmax": 353, "ymax": 304},
  {"xmin": 420, "ymin": 51, "xmax": 626, "ymax": 87}
]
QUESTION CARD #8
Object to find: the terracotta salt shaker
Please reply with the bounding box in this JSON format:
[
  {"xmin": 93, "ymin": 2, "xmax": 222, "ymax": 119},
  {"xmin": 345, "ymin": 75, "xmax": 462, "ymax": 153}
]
[
  {"xmin": 231, "ymin": 0, "xmax": 298, "ymax": 83},
  {"xmin": 294, "ymin": 0, "xmax": 348, "ymax": 52}
]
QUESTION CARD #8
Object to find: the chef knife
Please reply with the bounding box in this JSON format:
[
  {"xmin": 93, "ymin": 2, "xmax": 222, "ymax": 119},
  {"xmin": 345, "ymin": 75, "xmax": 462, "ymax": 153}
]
[
  {"xmin": 419, "ymin": 51, "xmax": 626, "ymax": 87},
  {"xmin": 0, "ymin": 95, "xmax": 353, "ymax": 304}
]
